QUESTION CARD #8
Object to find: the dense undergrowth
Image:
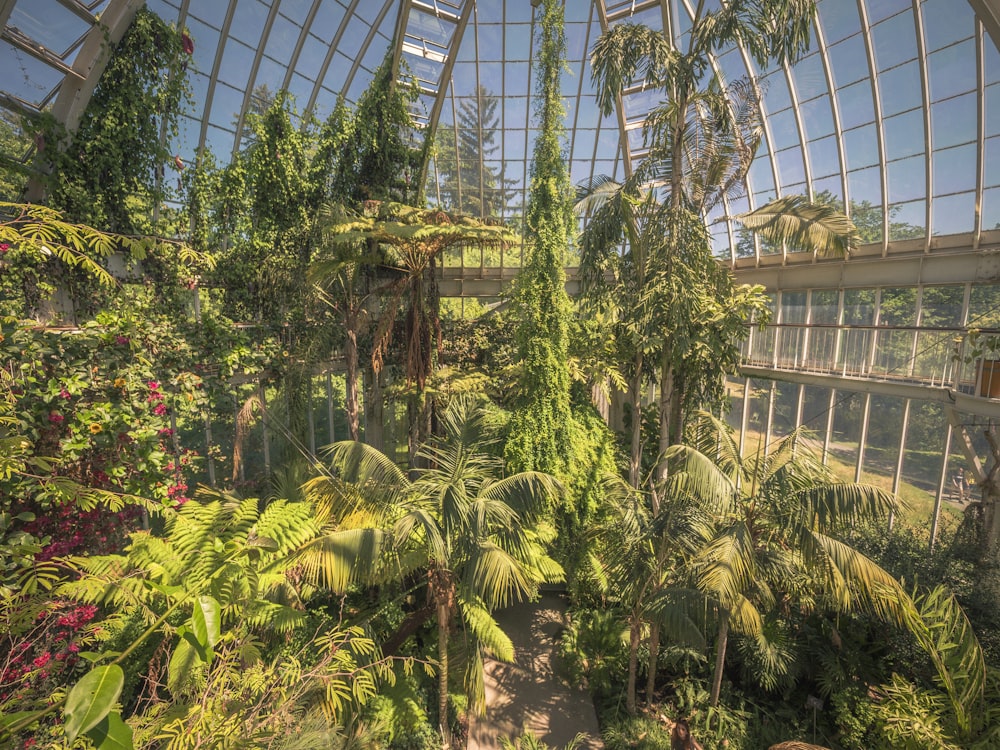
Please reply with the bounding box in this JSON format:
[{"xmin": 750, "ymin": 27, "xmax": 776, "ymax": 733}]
[{"xmin": 2, "ymin": 2, "xmax": 1000, "ymax": 749}]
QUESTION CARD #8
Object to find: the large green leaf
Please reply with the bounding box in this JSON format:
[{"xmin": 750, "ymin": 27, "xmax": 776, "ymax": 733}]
[
  {"xmin": 167, "ymin": 637, "xmax": 200, "ymax": 694},
  {"xmin": 64, "ymin": 664, "xmax": 124, "ymax": 743},
  {"xmin": 86, "ymin": 711, "xmax": 134, "ymax": 750},
  {"xmin": 192, "ymin": 595, "xmax": 221, "ymax": 651}
]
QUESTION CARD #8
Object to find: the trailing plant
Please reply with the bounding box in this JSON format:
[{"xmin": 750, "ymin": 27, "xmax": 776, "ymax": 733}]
[
  {"xmin": 36, "ymin": 7, "xmax": 192, "ymax": 235},
  {"xmin": 506, "ymin": 0, "xmax": 574, "ymax": 479}
]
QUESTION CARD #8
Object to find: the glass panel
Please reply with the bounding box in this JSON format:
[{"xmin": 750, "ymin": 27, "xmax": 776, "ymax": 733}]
[
  {"xmin": 848, "ymin": 165, "xmax": 882, "ymax": 207},
  {"xmin": 819, "ymin": 1, "xmax": 862, "ymax": 44},
  {"xmin": 800, "ymin": 385, "xmax": 833, "ymax": 454},
  {"xmin": 933, "ymin": 143, "xmax": 977, "ymax": 197},
  {"xmin": 187, "ymin": 1, "xmax": 228, "ymax": 29},
  {"xmin": 0, "ymin": 41, "xmax": 64, "ymax": 107},
  {"xmin": 761, "ymin": 70, "xmax": 793, "ymax": 112},
  {"xmin": 900, "ymin": 402, "xmax": 947, "ymax": 519},
  {"xmin": 884, "ymin": 109, "xmax": 925, "ymax": 161},
  {"xmin": 218, "ymin": 36, "xmax": 256, "ymax": 86},
  {"xmin": 829, "ymin": 391, "xmax": 864, "ymax": 478},
  {"xmin": 921, "ymin": 0, "xmax": 973, "ymax": 53},
  {"xmin": 809, "ymin": 289, "xmax": 840, "ymax": 332},
  {"xmin": 861, "ymin": 395, "xmax": 906, "ymax": 488},
  {"xmin": 263, "ymin": 14, "xmax": 300, "ymax": 63},
  {"xmin": 10, "ymin": 0, "xmax": 90, "ymax": 55},
  {"xmin": 826, "ymin": 34, "xmax": 869, "ymax": 88},
  {"xmin": 837, "ymin": 80, "xmax": 876, "ymax": 130},
  {"xmin": 791, "ymin": 53, "xmax": 827, "ymax": 101},
  {"xmin": 931, "ymin": 192, "xmax": 975, "ymax": 235},
  {"xmin": 927, "ymin": 39, "xmax": 976, "ymax": 102},
  {"xmin": 871, "ymin": 9, "xmax": 917, "ymax": 71},
  {"xmin": 776, "ymin": 146, "xmax": 806, "ymax": 189},
  {"xmin": 931, "ymin": 92, "xmax": 978, "ymax": 150},
  {"xmin": 865, "ymin": 0, "xmax": 911, "ymax": 25},
  {"xmin": 812, "ymin": 175, "xmax": 844, "ymax": 207},
  {"xmin": 800, "ymin": 95, "xmax": 835, "ymax": 141},
  {"xmin": 875, "ymin": 287, "xmax": 917, "ymax": 375},
  {"xmin": 987, "ymin": 136, "xmax": 1000, "ymax": 189},
  {"xmin": 969, "ymin": 284, "xmax": 1000, "ymax": 327},
  {"xmin": 887, "ymin": 155, "xmax": 925, "ymax": 204},
  {"xmin": 781, "ymin": 290, "xmax": 808, "ymax": 323},
  {"xmin": 878, "ymin": 60, "xmax": 923, "ymax": 117},
  {"xmin": 768, "ymin": 108, "xmax": 800, "ymax": 151},
  {"xmin": 230, "ymin": 0, "xmax": 270, "ymax": 47},
  {"xmin": 808, "ymin": 135, "xmax": 841, "ymax": 179},
  {"xmin": 310, "ymin": 1, "xmax": 348, "ymax": 42},
  {"xmin": 988, "ymin": 84, "xmax": 1000, "ymax": 138},
  {"xmin": 771, "ymin": 382, "xmax": 800, "ymax": 440},
  {"xmin": 844, "ymin": 124, "xmax": 879, "ymax": 171},
  {"xmin": 887, "ymin": 200, "xmax": 926, "ymax": 240},
  {"xmin": 983, "ymin": 187, "xmax": 1000, "ymax": 232},
  {"xmin": 746, "ymin": 379, "xmax": 774, "ymax": 452}
]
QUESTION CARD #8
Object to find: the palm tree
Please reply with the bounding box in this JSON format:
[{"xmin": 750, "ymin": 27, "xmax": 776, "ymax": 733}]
[
  {"xmin": 591, "ymin": 473, "xmax": 705, "ymax": 715},
  {"xmin": 587, "ymin": 2, "xmax": 861, "ymax": 486},
  {"xmin": 666, "ymin": 412, "xmax": 979, "ymax": 710},
  {"xmin": 316, "ymin": 398, "xmax": 562, "ymax": 747}
]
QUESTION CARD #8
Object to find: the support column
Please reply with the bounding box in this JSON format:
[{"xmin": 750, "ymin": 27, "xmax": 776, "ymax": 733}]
[
  {"xmin": 856, "ymin": 393, "xmax": 872, "ymax": 484},
  {"xmin": 890, "ymin": 399, "xmax": 912, "ymax": 531},
  {"xmin": 930, "ymin": 421, "xmax": 955, "ymax": 551}
]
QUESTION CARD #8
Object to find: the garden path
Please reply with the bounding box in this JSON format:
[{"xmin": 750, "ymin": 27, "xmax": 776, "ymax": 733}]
[{"xmin": 467, "ymin": 591, "xmax": 603, "ymax": 750}]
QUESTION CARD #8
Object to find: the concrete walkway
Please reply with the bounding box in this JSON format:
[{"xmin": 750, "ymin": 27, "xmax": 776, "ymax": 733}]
[{"xmin": 467, "ymin": 592, "xmax": 603, "ymax": 750}]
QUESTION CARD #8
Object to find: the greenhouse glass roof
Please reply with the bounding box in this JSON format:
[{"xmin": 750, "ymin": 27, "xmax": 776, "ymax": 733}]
[{"xmin": 2, "ymin": 0, "xmax": 999, "ymax": 267}]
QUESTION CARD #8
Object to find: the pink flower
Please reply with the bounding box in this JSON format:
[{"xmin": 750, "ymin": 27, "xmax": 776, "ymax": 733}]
[
  {"xmin": 153, "ymin": 403, "xmax": 168, "ymax": 416},
  {"xmin": 48, "ymin": 412, "xmax": 64, "ymax": 424},
  {"xmin": 59, "ymin": 388, "xmax": 71, "ymax": 399},
  {"xmin": 158, "ymin": 428, "xmax": 174, "ymax": 437},
  {"xmin": 115, "ymin": 335, "xmax": 130, "ymax": 345},
  {"xmin": 0, "ymin": 243, "xmax": 9, "ymax": 254},
  {"xmin": 33, "ymin": 652, "xmax": 51, "ymax": 669},
  {"xmin": 147, "ymin": 381, "xmax": 159, "ymax": 390}
]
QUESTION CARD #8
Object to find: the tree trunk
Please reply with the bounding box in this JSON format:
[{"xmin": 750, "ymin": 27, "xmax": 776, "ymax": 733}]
[
  {"xmin": 656, "ymin": 354, "xmax": 674, "ymax": 486},
  {"xmin": 645, "ymin": 621, "xmax": 660, "ymax": 705},
  {"xmin": 437, "ymin": 601, "xmax": 452, "ymax": 748},
  {"xmin": 709, "ymin": 610, "xmax": 730, "ymax": 707},
  {"xmin": 629, "ymin": 350, "xmax": 644, "ymax": 489},
  {"xmin": 626, "ymin": 618, "xmax": 640, "ymax": 716},
  {"xmin": 364, "ymin": 364, "xmax": 384, "ymax": 451},
  {"xmin": 344, "ymin": 309, "xmax": 360, "ymax": 441}
]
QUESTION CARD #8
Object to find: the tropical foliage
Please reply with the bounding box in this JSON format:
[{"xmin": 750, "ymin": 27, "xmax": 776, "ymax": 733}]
[{"xmin": 1, "ymin": 3, "xmax": 998, "ymax": 750}]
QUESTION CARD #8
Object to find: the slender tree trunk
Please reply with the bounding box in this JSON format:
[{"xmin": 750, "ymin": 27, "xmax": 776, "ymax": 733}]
[
  {"xmin": 626, "ymin": 618, "xmax": 641, "ymax": 716},
  {"xmin": 344, "ymin": 309, "xmax": 360, "ymax": 441},
  {"xmin": 657, "ymin": 354, "xmax": 674, "ymax": 486},
  {"xmin": 645, "ymin": 622, "xmax": 659, "ymax": 705},
  {"xmin": 437, "ymin": 601, "xmax": 452, "ymax": 748},
  {"xmin": 669, "ymin": 375, "xmax": 684, "ymax": 447},
  {"xmin": 365, "ymin": 364, "xmax": 384, "ymax": 451},
  {"xmin": 709, "ymin": 610, "xmax": 730, "ymax": 707},
  {"xmin": 629, "ymin": 350, "xmax": 644, "ymax": 489}
]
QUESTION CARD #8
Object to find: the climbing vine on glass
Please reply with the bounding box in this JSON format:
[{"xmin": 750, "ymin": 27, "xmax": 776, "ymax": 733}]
[{"xmin": 35, "ymin": 7, "xmax": 193, "ymax": 235}]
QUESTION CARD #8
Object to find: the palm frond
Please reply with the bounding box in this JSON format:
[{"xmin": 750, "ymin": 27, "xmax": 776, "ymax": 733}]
[
  {"xmin": 466, "ymin": 542, "xmax": 536, "ymax": 610},
  {"xmin": 735, "ymin": 195, "xmax": 860, "ymax": 257},
  {"xmin": 459, "ymin": 598, "xmax": 515, "ymax": 663},
  {"xmin": 296, "ymin": 528, "xmax": 393, "ymax": 592}
]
